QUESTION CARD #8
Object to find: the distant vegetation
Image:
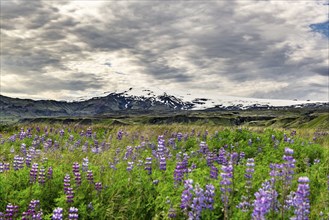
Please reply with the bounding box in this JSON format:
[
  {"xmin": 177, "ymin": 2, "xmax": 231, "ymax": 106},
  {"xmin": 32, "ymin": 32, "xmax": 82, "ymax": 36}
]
[{"xmin": 0, "ymin": 124, "xmax": 328, "ymax": 219}]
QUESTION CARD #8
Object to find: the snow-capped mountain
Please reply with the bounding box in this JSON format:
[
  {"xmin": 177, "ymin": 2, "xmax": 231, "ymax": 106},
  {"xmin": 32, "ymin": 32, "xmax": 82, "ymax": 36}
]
[{"xmin": 1, "ymin": 87, "xmax": 328, "ymax": 118}]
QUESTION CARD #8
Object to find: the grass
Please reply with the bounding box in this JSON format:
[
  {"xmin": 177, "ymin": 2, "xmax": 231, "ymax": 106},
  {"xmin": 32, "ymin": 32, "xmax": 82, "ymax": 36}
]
[{"xmin": 0, "ymin": 124, "xmax": 328, "ymax": 219}]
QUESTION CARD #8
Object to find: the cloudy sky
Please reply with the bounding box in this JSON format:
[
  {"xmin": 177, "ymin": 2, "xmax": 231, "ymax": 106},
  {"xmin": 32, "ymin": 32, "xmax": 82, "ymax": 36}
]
[{"xmin": 1, "ymin": 0, "xmax": 328, "ymax": 101}]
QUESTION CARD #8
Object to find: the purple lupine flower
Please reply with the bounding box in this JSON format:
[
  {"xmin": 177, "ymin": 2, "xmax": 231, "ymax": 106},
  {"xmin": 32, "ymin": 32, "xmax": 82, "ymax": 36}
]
[
  {"xmin": 95, "ymin": 182, "xmax": 102, "ymax": 192},
  {"xmin": 199, "ymin": 142, "xmax": 209, "ymax": 155},
  {"xmin": 126, "ymin": 162, "xmax": 134, "ymax": 172},
  {"xmin": 283, "ymin": 148, "xmax": 295, "ymax": 184},
  {"xmin": 269, "ymin": 163, "xmax": 283, "ymax": 179},
  {"xmin": 177, "ymin": 132, "xmax": 183, "ymax": 141},
  {"xmin": 206, "ymin": 152, "xmax": 215, "ymax": 167},
  {"xmin": 72, "ymin": 162, "xmax": 80, "ymax": 173},
  {"xmin": 231, "ymin": 152, "xmax": 239, "ymax": 165},
  {"xmin": 157, "ymin": 135, "xmax": 166, "ymax": 156},
  {"xmin": 64, "ymin": 174, "xmax": 71, "ymax": 194},
  {"xmin": 87, "ymin": 170, "xmax": 94, "ymax": 183},
  {"xmin": 144, "ymin": 157, "xmax": 152, "ymax": 175},
  {"xmin": 252, "ymin": 179, "xmax": 278, "ymax": 219},
  {"xmin": 220, "ymin": 162, "xmax": 233, "ymax": 219},
  {"xmin": 181, "ymin": 179, "xmax": 194, "ymax": 211},
  {"xmin": 25, "ymin": 154, "xmax": 32, "ymax": 167},
  {"xmin": 240, "ymin": 152, "xmax": 245, "ymax": 161},
  {"xmin": 47, "ymin": 167, "xmax": 53, "ymax": 180},
  {"xmin": 313, "ymin": 159, "xmax": 320, "ymax": 164},
  {"xmin": 74, "ymin": 172, "xmax": 81, "ymax": 186},
  {"xmin": 245, "ymin": 158, "xmax": 255, "ymax": 184},
  {"xmin": 210, "ymin": 165, "xmax": 218, "ymax": 179},
  {"xmin": 159, "ymin": 156, "xmax": 166, "ymax": 171},
  {"xmin": 21, "ymin": 143, "xmax": 27, "ymax": 155},
  {"xmin": 13, "ymin": 155, "xmax": 24, "ymax": 171},
  {"xmin": 204, "ymin": 184, "xmax": 215, "ymax": 210},
  {"xmin": 22, "ymin": 200, "xmax": 43, "ymax": 220},
  {"xmin": 85, "ymin": 127, "xmax": 92, "ymax": 138},
  {"xmin": 0, "ymin": 162, "xmax": 3, "ymax": 173},
  {"xmin": 5, "ymin": 203, "xmax": 19, "ymax": 220},
  {"xmin": 38, "ymin": 166, "xmax": 46, "ymax": 185},
  {"xmin": 82, "ymin": 157, "xmax": 89, "ymax": 172},
  {"xmin": 117, "ymin": 130, "xmax": 123, "ymax": 140},
  {"xmin": 217, "ymin": 148, "xmax": 228, "ymax": 165},
  {"xmin": 153, "ymin": 179, "xmax": 159, "ymax": 185},
  {"xmin": 52, "ymin": 207, "xmax": 63, "ymax": 220},
  {"xmin": 59, "ymin": 129, "xmax": 65, "ymax": 137},
  {"xmin": 291, "ymin": 177, "xmax": 310, "ymax": 220},
  {"xmin": 66, "ymin": 187, "xmax": 74, "ymax": 203},
  {"xmin": 4, "ymin": 162, "xmax": 10, "ymax": 172},
  {"xmin": 168, "ymin": 138, "xmax": 176, "ymax": 149},
  {"xmin": 189, "ymin": 184, "xmax": 205, "ymax": 220},
  {"xmin": 30, "ymin": 163, "xmax": 39, "ymax": 183},
  {"xmin": 174, "ymin": 161, "xmax": 185, "ymax": 184},
  {"xmin": 68, "ymin": 207, "xmax": 78, "ymax": 219},
  {"xmin": 168, "ymin": 207, "xmax": 176, "ymax": 218},
  {"xmin": 82, "ymin": 142, "xmax": 88, "ymax": 152},
  {"xmin": 123, "ymin": 146, "xmax": 133, "ymax": 160},
  {"xmin": 238, "ymin": 158, "xmax": 255, "ymax": 212}
]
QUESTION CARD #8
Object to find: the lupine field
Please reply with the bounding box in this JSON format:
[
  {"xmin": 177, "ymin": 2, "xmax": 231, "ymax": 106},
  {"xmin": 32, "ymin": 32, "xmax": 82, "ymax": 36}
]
[{"xmin": 0, "ymin": 124, "xmax": 328, "ymax": 219}]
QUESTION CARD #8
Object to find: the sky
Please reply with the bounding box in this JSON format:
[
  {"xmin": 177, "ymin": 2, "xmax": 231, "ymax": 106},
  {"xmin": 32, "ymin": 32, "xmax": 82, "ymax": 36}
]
[{"xmin": 0, "ymin": 0, "xmax": 328, "ymax": 101}]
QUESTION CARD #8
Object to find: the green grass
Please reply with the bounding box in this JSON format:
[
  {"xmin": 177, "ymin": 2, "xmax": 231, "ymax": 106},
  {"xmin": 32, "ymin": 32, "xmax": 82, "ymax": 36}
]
[{"xmin": 0, "ymin": 124, "xmax": 328, "ymax": 219}]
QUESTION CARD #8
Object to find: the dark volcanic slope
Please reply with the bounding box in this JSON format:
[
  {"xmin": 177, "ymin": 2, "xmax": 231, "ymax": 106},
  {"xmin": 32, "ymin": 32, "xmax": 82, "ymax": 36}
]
[
  {"xmin": 0, "ymin": 93, "xmax": 192, "ymax": 118},
  {"xmin": 1, "ymin": 91, "xmax": 328, "ymax": 119}
]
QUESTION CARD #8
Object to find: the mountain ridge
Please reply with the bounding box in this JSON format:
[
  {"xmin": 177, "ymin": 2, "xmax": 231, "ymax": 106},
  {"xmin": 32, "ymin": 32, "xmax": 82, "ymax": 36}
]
[{"xmin": 1, "ymin": 88, "xmax": 328, "ymax": 119}]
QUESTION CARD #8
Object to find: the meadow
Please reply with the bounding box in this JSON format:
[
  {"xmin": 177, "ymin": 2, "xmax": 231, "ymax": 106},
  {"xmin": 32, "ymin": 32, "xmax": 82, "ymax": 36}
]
[{"xmin": 0, "ymin": 124, "xmax": 328, "ymax": 219}]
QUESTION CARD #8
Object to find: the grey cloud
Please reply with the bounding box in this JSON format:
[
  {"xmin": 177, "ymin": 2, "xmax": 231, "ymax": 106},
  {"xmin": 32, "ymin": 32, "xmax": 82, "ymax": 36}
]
[
  {"xmin": 2, "ymin": 73, "xmax": 105, "ymax": 94},
  {"xmin": 1, "ymin": 0, "xmax": 328, "ymax": 100},
  {"xmin": 313, "ymin": 66, "xmax": 329, "ymax": 76}
]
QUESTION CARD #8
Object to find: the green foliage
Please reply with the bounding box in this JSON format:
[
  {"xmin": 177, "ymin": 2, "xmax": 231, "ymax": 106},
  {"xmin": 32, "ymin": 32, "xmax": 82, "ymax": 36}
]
[{"xmin": 0, "ymin": 124, "xmax": 328, "ymax": 219}]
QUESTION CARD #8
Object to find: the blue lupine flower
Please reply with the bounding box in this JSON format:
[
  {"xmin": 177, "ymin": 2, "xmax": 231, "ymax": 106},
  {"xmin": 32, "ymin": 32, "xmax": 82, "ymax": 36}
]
[
  {"xmin": 68, "ymin": 207, "xmax": 78, "ymax": 220},
  {"xmin": 52, "ymin": 207, "xmax": 63, "ymax": 220},
  {"xmin": 291, "ymin": 177, "xmax": 310, "ymax": 220}
]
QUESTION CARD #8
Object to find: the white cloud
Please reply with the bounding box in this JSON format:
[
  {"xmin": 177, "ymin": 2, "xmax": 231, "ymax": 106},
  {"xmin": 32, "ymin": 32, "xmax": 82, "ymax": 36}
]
[{"xmin": 0, "ymin": 0, "xmax": 328, "ymax": 101}]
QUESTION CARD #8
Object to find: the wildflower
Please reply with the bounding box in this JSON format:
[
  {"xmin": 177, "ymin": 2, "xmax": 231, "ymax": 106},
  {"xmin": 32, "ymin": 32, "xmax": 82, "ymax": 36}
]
[
  {"xmin": 168, "ymin": 207, "xmax": 176, "ymax": 218},
  {"xmin": 68, "ymin": 207, "xmax": 78, "ymax": 220},
  {"xmin": 25, "ymin": 154, "xmax": 32, "ymax": 167},
  {"xmin": 174, "ymin": 161, "xmax": 185, "ymax": 184},
  {"xmin": 95, "ymin": 182, "xmax": 102, "ymax": 192},
  {"xmin": 64, "ymin": 174, "xmax": 71, "ymax": 194},
  {"xmin": 220, "ymin": 162, "xmax": 233, "ymax": 219},
  {"xmin": 144, "ymin": 157, "xmax": 152, "ymax": 175},
  {"xmin": 159, "ymin": 156, "xmax": 166, "ymax": 171},
  {"xmin": 30, "ymin": 163, "xmax": 38, "ymax": 183},
  {"xmin": 5, "ymin": 203, "xmax": 19, "ymax": 219},
  {"xmin": 199, "ymin": 142, "xmax": 209, "ymax": 155},
  {"xmin": 82, "ymin": 157, "xmax": 89, "ymax": 172},
  {"xmin": 181, "ymin": 179, "xmax": 194, "ymax": 211},
  {"xmin": 126, "ymin": 162, "xmax": 134, "ymax": 172},
  {"xmin": 66, "ymin": 187, "xmax": 74, "ymax": 203},
  {"xmin": 204, "ymin": 184, "xmax": 215, "ymax": 210},
  {"xmin": 252, "ymin": 179, "xmax": 278, "ymax": 219},
  {"xmin": 52, "ymin": 207, "xmax": 63, "ymax": 220},
  {"xmin": 38, "ymin": 166, "xmax": 46, "ymax": 185},
  {"xmin": 87, "ymin": 170, "xmax": 94, "ymax": 183},
  {"xmin": 189, "ymin": 184, "xmax": 205, "ymax": 220},
  {"xmin": 210, "ymin": 165, "xmax": 218, "ymax": 180},
  {"xmin": 13, "ymin": 155, "xmax": 24, "ymax": 171},
  {"xmin": 291, "ymin": 177, "xmax": 310, "ymax": 220}
]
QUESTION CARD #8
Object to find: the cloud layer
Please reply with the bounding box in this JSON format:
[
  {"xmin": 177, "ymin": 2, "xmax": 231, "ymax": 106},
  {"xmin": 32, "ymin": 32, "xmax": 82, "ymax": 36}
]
[{"xmin": 1, "ymin": 0, "xmax": 328, "ymax": 101}]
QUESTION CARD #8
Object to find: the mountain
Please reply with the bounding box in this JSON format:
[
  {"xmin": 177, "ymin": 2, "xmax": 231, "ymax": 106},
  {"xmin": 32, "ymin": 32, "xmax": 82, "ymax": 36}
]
[{"xmin": 1, "ymin": 88, "xmax": 328, "ymax": 119}]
